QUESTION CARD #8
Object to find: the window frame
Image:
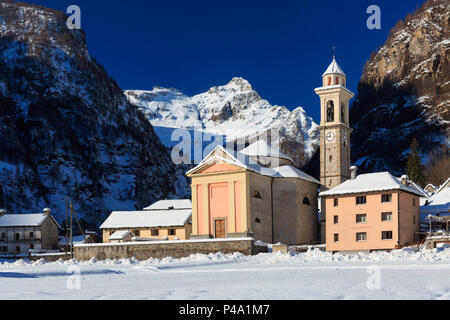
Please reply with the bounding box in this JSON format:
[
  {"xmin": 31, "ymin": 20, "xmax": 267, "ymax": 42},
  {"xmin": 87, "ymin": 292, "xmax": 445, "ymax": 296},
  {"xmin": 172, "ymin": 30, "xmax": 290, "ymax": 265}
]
[
  {"xmin": 334, "ymin": 233, "xmax": 339, "ymax": 242},
  {"xmin": 382, "ymin": 212, "xmax": 393, "ymax": 222},
  {"xmin": 381, "ymin": 194, "xmax": 392, "ymax": 203},
  {"xmin": 151, "ymin": 229, "xmax": 159, "ymax": 237},
  {"xmin": 382, "ymin": 231, "xmax": 393, "ymax": 240},
  {"xmin": 356, "ymin": 232, "xmax": 367, "ymax": 242},
  {"xmin": 356, "ymin": 196, "xmax": 367, "ymax": 205},
  {"xmin": 356, "ymin": 214, "xmax": 367, "ymax": 224}
]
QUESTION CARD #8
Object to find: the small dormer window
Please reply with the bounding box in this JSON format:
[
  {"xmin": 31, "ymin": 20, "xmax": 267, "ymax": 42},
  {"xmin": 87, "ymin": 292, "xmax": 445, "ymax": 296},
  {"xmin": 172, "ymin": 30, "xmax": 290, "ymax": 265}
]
[{"xmin": 168, "ymin": 206, "xmax": 174, "ymax": 210}]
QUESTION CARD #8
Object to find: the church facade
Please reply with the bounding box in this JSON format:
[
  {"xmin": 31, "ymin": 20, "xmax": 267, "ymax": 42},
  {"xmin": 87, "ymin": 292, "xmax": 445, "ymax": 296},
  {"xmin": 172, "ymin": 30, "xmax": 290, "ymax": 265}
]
[{"xmin": 186, "ymin": 141, "xmax": 320, "ymax": 245}]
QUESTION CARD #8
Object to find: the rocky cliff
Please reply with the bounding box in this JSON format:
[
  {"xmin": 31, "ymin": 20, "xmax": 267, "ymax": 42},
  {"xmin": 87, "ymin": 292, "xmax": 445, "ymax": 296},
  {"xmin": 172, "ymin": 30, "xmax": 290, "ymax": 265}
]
[
  {"xmin": 351, "ymin": 0, "xmax": 449, "ymax": 175},
  {"xmin": 0, "ymin": 1, "xmax": 186, "ymax": 226}
]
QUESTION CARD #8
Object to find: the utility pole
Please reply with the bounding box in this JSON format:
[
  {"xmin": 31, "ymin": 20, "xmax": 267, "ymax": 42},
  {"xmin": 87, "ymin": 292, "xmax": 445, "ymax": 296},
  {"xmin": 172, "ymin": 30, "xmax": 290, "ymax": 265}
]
[
  {"xmin": 64, "ymin": 199, "xmax": 68, "ymax": 258},
  {"xmin": 70, "ymin": 201, "xmax": 74, "ymax": 259}
]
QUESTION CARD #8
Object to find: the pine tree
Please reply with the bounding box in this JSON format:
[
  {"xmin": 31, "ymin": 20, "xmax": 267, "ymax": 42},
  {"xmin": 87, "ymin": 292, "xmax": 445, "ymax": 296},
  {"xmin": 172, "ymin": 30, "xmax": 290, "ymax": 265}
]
[{"xmin": 406, "ymin": 138, "xmax": 426, "ymax": 186}]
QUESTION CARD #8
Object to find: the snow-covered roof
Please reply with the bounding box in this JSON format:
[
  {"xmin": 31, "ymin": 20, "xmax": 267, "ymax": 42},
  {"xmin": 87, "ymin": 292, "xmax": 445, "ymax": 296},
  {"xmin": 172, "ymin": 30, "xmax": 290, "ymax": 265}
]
[
  {"xmin": 58, "ymin": 235, "xmax": 91, "ymax": 245},
  {"xmin": 435, "ymin": 177, "xmax": 450, "ymax": 194},
  {"xmin": 0, "ymin": 213, "xmax": 57, "ymax": 228},
  {"xmin": 109, "ymin": 230, "xmax": 134, "ymax": 241},
  {"xmin": 425, "ymin": 183, "xmax": 437, "ymax": 191},
  {"xmin": 144, "ymin": 199, "xmax": 192, "ymax": 211},
  {"xmin": 186, "ymin": 145, "xmax": 320, "ymax": 185},
  {"xmin": 239, "ymin": 140, "xmax": 294, "ymax": 163},
  {"xmin": 319, "ymin": 172, "xmax": 425, "ymax": 197},
  {"xmin": 421, "ymin": 187, "xmax": 450, "ymax": 214},
  {"xmin": 323, "ymin": 58, "xmax": 346, "ymax": 77},
  {"xmin": 100, "ymin": 210, "xmax": 192, "ymax": 229},
  {"xmin": 403, "ymin": 179, "xmax": 429, "ymax": 198}
]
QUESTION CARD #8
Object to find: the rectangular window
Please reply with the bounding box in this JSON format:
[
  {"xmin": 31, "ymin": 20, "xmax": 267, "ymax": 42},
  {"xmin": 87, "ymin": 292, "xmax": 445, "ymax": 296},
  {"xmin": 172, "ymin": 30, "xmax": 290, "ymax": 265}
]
[
  {"xmin": 356, "ymin": 233, "xmax": 367, "ymax": 242},
  {"xmin": 334, "ymin": 199, "xmax": 338, "ymax": 207},
  {"xmin": 15, "ymin": 233, "xmax": 20, "ymax": 241},
  {"xmin": 381, "ymin": 194, "xmax": 392, "ymax": 203},
  {"xmin": 1, "ymin": 232, "xmax": 5, "ymax": 240},
  {"xmin": 413, "ymin": 215, "xmax": 416, "ymax": 225},
  {"xmin": 168, "ymin": 229, "xmax": 176, "ymax": 236},
  {"xmin": 15, "ymin": 246, "xmax": 20, "ymax": 254},
  {"xmin": 382, "ymin": 231, "xmax": 393, "ymax": 240},
  {"xmin": 133, "ymin": 230, "xmax": 140, "ymax": 237},
  {"xmin": 356, "ymin": 196, "xmax": 367, "ymax": 205},
  {"xmin": 334, "ymin": 234, "xmax": 339, "ymax": 242},
  {"xmin": 151, "ymin": 230, "xmax": 159, "ymax": 237},
  {"xmin": 29, "ymin": 232, "xmax": 34, "ymax": 239},
  {"xmin": 356, "ymin": 214, "xmax": 367, "ymax": 224},
  {"xmin": 30, "ymin": 244, "xmax": 34, "ymax": 250},
  {"xmin": 334, "ymin": 216, "xmax": 339, "ymax": 224},
  {"xmin": 382, "ymin": 212, "xmax": 393, "ymax": 222},
  {"xmin": 413, "ymin": 198, "xmax": 417, "ymax": 207}
]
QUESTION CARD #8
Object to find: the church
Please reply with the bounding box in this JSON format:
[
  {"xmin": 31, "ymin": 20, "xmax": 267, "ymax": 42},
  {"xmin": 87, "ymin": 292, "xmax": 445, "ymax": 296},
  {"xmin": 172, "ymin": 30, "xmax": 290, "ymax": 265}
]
[
  {"xmin": 186, "ymin": 55, "xmax": 353, "ymax": 245},
  {"xmin": 186, "ymin": 140, "xmax": 320, "ymax": 245}
]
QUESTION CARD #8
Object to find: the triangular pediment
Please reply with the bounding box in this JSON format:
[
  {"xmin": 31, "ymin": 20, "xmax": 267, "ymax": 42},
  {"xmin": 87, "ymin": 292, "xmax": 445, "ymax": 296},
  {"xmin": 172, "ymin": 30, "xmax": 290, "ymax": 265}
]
[{"xmin": 186, "ymin": 146, "xmax": 247, "ymax": 176}]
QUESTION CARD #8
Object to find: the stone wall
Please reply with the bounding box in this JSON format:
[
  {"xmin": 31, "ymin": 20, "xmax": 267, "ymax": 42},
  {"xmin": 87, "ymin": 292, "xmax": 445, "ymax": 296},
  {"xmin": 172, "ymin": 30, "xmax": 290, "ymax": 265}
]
[{"xmin": 74, "ymin": 238, "xmax": 267, "ymax": 261}]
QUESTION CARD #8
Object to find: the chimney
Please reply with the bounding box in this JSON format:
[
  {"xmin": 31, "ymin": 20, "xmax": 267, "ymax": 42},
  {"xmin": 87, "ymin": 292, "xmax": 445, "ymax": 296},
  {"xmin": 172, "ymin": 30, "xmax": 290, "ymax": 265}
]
[
  {"xmin": 0, "ymin": 209, "xmax": 6, "ymax": 217},
  {"xmin": 401, "ymin": 175, "xmax": 409, "ymax": 186},
  {"xmin": 350, "ymin": 166, "xmax": 358, "ymax": 180},
  {"xmin": 43, "ymin": 208, "xmax": 51, "ymax": 216}
]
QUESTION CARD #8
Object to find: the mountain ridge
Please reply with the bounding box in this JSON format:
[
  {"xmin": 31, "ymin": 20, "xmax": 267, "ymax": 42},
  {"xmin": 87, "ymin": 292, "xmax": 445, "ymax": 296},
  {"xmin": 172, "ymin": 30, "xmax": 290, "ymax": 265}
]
[{"xmin": 125, "ymin": 77, "xmax": 320, "ymax": 169}]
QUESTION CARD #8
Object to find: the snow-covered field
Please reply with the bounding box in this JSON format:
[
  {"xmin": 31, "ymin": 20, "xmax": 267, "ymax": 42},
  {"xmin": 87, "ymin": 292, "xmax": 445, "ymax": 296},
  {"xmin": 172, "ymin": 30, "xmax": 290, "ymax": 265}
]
[{"xmin": 1, "ymin": 247, "xmax": 450, "ymax": 300}]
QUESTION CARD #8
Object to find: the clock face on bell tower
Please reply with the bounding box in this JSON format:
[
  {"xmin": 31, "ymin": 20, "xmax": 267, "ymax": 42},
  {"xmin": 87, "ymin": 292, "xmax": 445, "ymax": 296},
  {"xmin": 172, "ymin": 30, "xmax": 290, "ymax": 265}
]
[{"xmin": 314, "ymin": 56, "xmax": 355, "ymax": 190}]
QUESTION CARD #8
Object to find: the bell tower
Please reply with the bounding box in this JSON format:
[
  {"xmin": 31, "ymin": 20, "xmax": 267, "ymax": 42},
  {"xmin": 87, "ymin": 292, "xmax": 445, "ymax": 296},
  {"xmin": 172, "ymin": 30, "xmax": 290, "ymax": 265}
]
[
  {"xmin": 315, "ymin": 54, "xmax": 354, "ymax": 189},
  {"xmin": 315, "ymin": 53, "xmax": 354, "ymax": 240}
]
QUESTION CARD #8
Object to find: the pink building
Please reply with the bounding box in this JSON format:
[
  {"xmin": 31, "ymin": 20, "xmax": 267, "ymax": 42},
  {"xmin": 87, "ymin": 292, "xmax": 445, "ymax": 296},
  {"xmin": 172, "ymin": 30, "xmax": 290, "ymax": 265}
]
[{"xmin": 320, "ymin": 172, "xmax": 423, "ymax": 253}]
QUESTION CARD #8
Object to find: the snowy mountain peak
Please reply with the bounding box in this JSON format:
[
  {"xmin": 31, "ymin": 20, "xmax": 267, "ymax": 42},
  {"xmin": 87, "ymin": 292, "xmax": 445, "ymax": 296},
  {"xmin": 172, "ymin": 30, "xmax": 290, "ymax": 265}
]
[{"xmin": 125, "ymin": 78, "xmax": 320, "ymax": 168}]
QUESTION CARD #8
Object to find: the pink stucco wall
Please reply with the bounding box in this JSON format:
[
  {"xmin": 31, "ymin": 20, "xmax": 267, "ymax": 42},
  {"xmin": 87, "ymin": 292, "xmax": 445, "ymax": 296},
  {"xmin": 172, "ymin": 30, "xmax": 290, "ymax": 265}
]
[{"xmin": 326, "ymin": 191, "xmax": 420, "ymax": 252}]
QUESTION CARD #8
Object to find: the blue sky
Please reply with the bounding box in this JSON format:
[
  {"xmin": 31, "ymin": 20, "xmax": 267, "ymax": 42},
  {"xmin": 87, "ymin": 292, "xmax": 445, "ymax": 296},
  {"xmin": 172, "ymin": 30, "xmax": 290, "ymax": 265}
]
[{"xmin": 23, "ymin": 0, "xmax": 423, "ymax": 122}]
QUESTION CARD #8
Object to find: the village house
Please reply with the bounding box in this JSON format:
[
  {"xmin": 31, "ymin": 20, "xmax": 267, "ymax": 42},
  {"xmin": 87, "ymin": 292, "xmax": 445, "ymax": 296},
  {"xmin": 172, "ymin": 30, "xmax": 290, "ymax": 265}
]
[
  {"xmin": 424, "ymin": 184, "xmax": 438, "ymax": 195},
  {"xmin": 421, "ymin": 180, "xmax": 450, "ymax": 221},
  {"xmin": 100, "ymin": 200, "xmax": 192, "ymax": 243},
  {"xmin": 320, "ymin": 170, "xmax": 423, "ymax": 253},
  {"xmin": 0, "ymin": 208, "xmax": 60, "ymax": 256},
  {"xmin": 186, "ymin": 140, "xmax": 320, "ymax": 245}
]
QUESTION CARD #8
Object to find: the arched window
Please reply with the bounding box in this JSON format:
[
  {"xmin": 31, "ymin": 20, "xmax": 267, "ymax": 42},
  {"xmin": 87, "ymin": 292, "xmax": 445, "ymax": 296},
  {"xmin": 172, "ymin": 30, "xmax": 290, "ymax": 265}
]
[
  {"xmin": 327, "ymin": 77, "xmax": 332, "ymax": 86},
  {"xmin": 341, "ymin": 103, "xmax": 345, "ymax": 123},
  {"xmin": 253, "ymin": 191, "xmax": 262, "ymax": 199},
  {"xmin": 327, "ymin": 101, "xmax": 335, "ymax": 122},
  {"xmin": 335, "ymin": 77, "xmax": 339, "ymax": 85},
  {"xmin": 255, "ymin": 218, "xmax": 261, "ymax": 224},
  {"xmin": 303, "ymin": 197, "xmax": 311, "ymax": 205}
]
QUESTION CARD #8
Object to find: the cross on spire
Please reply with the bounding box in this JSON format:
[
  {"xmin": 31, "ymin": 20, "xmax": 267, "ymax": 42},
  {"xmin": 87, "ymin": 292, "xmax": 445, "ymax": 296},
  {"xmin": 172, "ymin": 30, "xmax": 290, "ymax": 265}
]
[{"xmin": 332, "ymin": 46, "xmax": 336, "ymax": 60}]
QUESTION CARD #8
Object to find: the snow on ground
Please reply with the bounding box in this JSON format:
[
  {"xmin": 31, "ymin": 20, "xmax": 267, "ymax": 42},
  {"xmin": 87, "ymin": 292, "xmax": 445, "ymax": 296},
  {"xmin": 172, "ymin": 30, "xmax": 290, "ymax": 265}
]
[{"xmin": 1, "ymin": 248, "xmax": 450, "ymax": 300}]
